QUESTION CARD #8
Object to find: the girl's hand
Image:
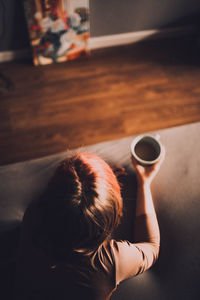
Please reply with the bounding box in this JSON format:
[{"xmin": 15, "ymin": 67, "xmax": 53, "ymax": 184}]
[{"xmin": 131, "ymin": 147, "xmax": 165, "ymax": 186}]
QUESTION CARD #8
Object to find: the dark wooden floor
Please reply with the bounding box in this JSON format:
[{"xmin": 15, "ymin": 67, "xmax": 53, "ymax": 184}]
[{"xmin": 0, "ymin": 35, "xmax": 200, "ymax": 165}]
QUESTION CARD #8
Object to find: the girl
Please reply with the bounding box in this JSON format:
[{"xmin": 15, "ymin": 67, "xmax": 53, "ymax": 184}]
[{"xmin": 16, "ymin": 151, "xmax": 164, "ymax": 299}]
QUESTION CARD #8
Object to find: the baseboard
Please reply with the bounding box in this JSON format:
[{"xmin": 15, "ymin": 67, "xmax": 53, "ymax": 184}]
[
  {"xmin": 89, "ymin": 25, "xmax": 196, "ymax": 50},
  {"xmin": 89, "ymin": 29, "xmax": 159, "ymax": 50},
  {"xmin": 0, "ymin": 48, "xmax": 31, "ymax": 63},
  {"xmin": 0, "ymin": 26, "xmax": 196, "ymax": 63}
]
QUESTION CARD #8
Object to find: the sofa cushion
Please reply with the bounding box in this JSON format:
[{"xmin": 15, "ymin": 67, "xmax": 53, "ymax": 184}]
[{"xmin": 0, "ymin": 122, "xmax": 200, "ymax": 300}]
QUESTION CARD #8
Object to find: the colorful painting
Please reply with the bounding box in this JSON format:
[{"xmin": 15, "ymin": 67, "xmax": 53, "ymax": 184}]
[{"xmin": 23, "ymin": 0, "xmax": 89, "ymax": 65}]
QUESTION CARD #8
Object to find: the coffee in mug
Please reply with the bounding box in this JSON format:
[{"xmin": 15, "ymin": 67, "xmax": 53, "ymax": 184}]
[{"xmin": 131, "ymin": 135, "xmax": 163, "ymax": 166}]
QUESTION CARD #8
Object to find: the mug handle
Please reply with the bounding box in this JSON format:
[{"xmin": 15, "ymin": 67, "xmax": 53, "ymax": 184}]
[{"xmin": 155, "ymin": 133, "xmax": 160, "ymax": 141}]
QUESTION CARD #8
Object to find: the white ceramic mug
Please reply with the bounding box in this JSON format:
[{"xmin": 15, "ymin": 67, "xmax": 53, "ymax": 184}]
[{"xmin": 131, "ymin": 134, "xmax": 163, "ymax": 166}]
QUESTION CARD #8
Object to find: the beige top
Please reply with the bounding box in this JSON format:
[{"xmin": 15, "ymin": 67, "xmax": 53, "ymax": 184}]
[{"xmin": 15, "ymin": 201, "xmax": 160, "ymax": 300}]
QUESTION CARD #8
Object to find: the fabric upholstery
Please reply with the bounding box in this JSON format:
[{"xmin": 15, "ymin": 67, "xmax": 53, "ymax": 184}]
[{"xmin": 0, "ymin": 122, "xmax": 200, "ymax": 300}]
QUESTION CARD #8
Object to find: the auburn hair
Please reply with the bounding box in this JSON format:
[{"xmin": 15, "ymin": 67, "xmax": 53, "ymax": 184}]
[{"xmin": 34, "ymin": 152, "xmax": 123, "ymax": 261}]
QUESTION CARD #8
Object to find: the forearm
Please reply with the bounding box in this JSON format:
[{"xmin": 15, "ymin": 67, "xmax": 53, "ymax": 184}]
[
  {"xmin": 135, "ymin": 183, "xmax": 156, "ymax": 217},
  {"xmin": 134, "ymin": 182, "xmax": 160, "ymax": 245}
]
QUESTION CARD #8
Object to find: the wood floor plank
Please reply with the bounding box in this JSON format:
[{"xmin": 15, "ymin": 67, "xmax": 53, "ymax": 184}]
[{"xmin": 0, "ymin": 36, "xmax": 200, "ymax": 165}]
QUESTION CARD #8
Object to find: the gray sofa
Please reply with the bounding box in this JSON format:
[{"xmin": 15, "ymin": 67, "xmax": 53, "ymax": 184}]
[{"xmin": 0, "ymin": 122, "xmax": 200, "ymax": 300}]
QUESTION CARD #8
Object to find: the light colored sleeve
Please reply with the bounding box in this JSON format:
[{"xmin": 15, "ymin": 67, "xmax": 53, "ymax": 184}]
[{"xmin": 111, "ymin": 213, "xmax": 160, "ymax": 285}]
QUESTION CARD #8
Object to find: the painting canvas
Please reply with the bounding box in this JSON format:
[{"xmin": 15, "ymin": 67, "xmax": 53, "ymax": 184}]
[{"xmin": 23, "ymin": 0, "xmax": 89, "ymax": 66}]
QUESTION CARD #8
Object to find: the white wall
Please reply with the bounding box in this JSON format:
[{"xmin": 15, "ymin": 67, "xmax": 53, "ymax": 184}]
[{"xmin": 90, "ymin": 0, "xmax": 200, "ymax": 36}]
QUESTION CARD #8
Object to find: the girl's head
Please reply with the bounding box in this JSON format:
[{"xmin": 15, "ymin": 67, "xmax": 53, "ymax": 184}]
[{"xmin": 35, "ymin": 152, "xmax": 123, "ymax": 261}]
